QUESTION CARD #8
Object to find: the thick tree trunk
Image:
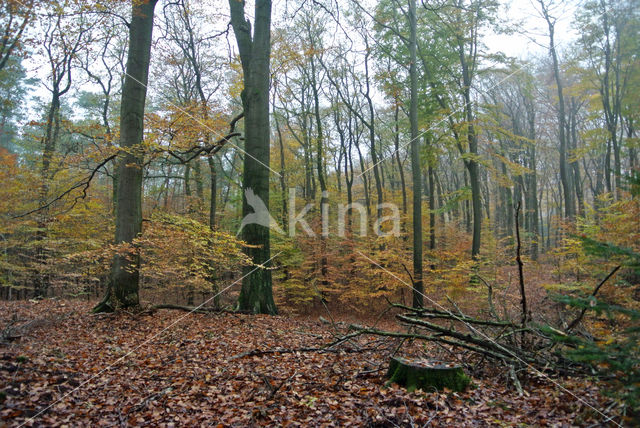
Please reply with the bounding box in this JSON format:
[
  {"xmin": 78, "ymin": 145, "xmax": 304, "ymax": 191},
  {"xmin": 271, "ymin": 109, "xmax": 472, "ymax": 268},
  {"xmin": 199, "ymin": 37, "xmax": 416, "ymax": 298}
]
[
  {"xmin": 95, "ymin": 0, "xmax": 157, "ymax": 312},
  {"xmin": 34, "ymin": 89, "xmax": 61, "ymax": 298},
  {"xmin": 194, "ymin": 159, "xmax": 204, "ymax": 201},
  {"xmin": 230, "ymin": 0, "xmax": 277, "ymax": 315}
]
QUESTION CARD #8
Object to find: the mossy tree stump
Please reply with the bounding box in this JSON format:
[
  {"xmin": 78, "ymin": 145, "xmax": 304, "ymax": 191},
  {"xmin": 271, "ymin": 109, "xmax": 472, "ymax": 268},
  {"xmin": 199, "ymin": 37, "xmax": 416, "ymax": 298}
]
[{"xmin": 386, "ymin": 356, "xmax": 470, "ymax": 392}]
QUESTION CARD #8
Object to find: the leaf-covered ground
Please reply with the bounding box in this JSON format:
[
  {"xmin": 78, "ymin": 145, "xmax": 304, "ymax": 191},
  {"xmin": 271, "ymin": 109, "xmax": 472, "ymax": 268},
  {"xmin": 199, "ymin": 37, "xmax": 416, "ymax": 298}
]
[{"xmin": 0, "ymin": 300, "xmax": 619, "ymax": 426}]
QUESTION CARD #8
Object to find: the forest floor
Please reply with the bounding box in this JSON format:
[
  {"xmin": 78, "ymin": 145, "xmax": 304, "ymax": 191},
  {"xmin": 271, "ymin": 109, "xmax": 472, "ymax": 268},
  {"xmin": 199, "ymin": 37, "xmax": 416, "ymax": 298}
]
[{"xmin": 0, "ymin": 299, "xmax": 621, "ymax": 427}]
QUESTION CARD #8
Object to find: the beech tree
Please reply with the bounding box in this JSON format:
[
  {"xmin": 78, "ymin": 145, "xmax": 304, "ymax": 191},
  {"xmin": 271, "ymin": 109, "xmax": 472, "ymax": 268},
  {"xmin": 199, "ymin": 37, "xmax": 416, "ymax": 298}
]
[
  {"xmin": 229, "ymin": 0, "xmax": 278, "ymax": 314},
  {"xmin": 95, "ymin": 0, "xmax": 158, "ymax": 312},
  {"xmin": 537, "ymin": 0, "xmax": 574, "ymax": 219}
]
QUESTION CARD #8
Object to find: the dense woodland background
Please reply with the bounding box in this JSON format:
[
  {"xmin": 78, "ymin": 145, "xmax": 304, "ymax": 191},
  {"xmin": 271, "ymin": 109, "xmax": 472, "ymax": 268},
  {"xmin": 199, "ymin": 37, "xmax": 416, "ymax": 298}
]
[{"xmin": 0, "ymin": 0, "xmax": 639, "ymax": 423}]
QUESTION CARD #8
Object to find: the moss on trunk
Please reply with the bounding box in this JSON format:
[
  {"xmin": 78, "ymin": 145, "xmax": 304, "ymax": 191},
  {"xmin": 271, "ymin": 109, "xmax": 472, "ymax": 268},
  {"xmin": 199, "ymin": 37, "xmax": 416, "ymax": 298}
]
[{"xmin": 386, "ymin": 356, "xmax": 470, "ymax": 393}]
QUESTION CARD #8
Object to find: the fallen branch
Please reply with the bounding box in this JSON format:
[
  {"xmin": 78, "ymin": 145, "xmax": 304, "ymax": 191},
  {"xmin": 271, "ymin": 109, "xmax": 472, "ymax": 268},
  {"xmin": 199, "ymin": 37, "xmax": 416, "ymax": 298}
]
[
  {"xmin": 389, "ymin": 303, "xmax": 514, "ymax": 328},
  {"xmin": 396, "ymin": 314, "xmax": 524, "ymax": 361},
  {"xmin": 327, "ymin": 327, "xmax": 515, "ymax": 362},
  {"xmin": 228, "ymin": 346, "xmax": 371, "ymax": 361},
  {"xmin": 150, "ymin": 304, "xmax": 251, "ymax": 315}
]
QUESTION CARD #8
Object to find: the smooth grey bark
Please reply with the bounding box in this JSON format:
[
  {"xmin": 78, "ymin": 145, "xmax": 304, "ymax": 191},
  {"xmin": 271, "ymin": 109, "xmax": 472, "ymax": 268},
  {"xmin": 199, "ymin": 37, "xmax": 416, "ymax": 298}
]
[
  {"xmin": 208, "ymin": 156, "xmax": 217, "ymax": 229},
  {"xmin": 458, "ymin": 41, "xmax": 482, "ymax": 258},
  {"xmin": 394, "ymin": 100, "xmax": 408, "ymax": 221},
  {"xmin": 524, "ymin": 96, "xmax": 539, "ymax": 259},
  {"xmin": 272, "ymin": 102, "xmax": 288, "ymax": 234},
  {"xmin": 539, "ymin": 0, "xmax": 574, "ymax": 219},
  {"xmin": 568, "ymin": 98, "xmax": 585, "ymax": 216},
  {"xmin": 95, "ymin": 0, "xmax": 158, "ymax": 311},
  {"xmin": 230, "ymin": 0, "xmax": 277, "ymax": 315},
  {"xmin": 409, "ymin": 0, "xmax": 423, "ymax": 308},
  {"xmin": 361, "ymin": 37, "xmax": 384, "ymax": 221},
  {"xmin": 308, "ymin": 51, "xmax": 329, "ymax": 286}
]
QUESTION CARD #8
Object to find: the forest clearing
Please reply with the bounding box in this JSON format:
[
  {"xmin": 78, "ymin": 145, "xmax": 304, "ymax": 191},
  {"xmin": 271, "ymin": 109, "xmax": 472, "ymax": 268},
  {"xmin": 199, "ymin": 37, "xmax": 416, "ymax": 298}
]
[{"xmin": 1, "ymin": 0, "xmax": 639, "ymax": 426}]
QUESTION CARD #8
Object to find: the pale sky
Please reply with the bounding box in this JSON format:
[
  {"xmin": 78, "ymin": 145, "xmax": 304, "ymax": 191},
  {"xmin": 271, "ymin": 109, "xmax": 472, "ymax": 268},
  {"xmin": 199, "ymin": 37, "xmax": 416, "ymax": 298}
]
[
  {"xmin": 484, "ymin": 0, "xmax": 579, "ymax": 59},
  {"xmin": 21, "ymin": 0, "xmax": 581, "ymax": 125}
]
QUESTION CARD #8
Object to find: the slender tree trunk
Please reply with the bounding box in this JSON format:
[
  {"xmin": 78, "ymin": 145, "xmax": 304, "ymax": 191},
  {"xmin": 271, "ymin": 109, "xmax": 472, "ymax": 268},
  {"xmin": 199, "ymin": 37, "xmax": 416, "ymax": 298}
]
[
  {"xmin": 184, "ymin": 163, "xmax": 192, "ymax": 212},
  {"xmin": 309, "ymin": 53, "xmax": 328, "ymax": 287},
  {"xmin": 541, "ymin": 3, "xmax": 574, "ymax": 219},
  {"xmin": 409, "ymin": 0, "xmax": 423, "ymax": 308},
  {"xmin": 274, "ymin": 110, "xmax": 288, "ymax": 234},
  {"xmin": 355, "ymin": 138, "xmax": 371, "ymax": 218},
  {"xmin": 394, "ymin": 101, "xmax": 408, "ymax": 219},
  {"xmin": 428, "ymin": 165, "xmax": 436, "ymax": 253},
  {"xmin": 208, "ymin": 156, "xmax": 217, "ymax": 229}
]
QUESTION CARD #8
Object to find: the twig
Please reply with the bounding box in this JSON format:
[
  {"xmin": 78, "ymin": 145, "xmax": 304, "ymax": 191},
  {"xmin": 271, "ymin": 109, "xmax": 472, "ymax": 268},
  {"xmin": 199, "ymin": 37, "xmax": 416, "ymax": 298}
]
[
  {"xmin": 475, "ymin": 274, "xmax": 499, "ymax": 320},
  {"xmin": 269, "ymin": 370, "xmax": 297, "ymax": 399},
  {"xmin": 509, "ymin": 365, "xmax": 524, "ymax": 396},
  {"xmin": 566, "ymin": 265, "xmax": 621, "ymax": 331}
]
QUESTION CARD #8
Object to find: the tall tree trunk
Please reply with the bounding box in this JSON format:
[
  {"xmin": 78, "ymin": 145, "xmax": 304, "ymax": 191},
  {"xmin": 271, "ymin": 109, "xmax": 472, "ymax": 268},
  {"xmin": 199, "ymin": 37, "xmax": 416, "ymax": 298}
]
[
  {"xmin": 355, "ymin": 138, "xmax": 371, "ymax": 218},
  {"xmin": 569, "ymin": 99, "xmax": 585, "ymax": 216},
  {"xmin": 274, "ymin": 109, "xmax": 288, "ymax": 234},
  {"xmin": 362, "ymin": 39, "xmax": 384, "ymax": 221},
  {"xmin": 409, "ymin": 0, "xmax": 423, "ymax": 308},
  {"xmin": 527, "ymin": 145, "xmax": 539, "ymax": 260},
  {"xmin": 428, "ymin": 165, "xmax": 436, "ymax": 254},
  {"xmin": 230, "ymin": 0, "xmax": 277, "ymax": 315},
  {"xmin": 208, "ymin": 156, "xmax": 217, "ymax": 229},
  {"xmin": 541, "ymin": 1, "xmax": 574, "ymax": 219},
  {"xmin": 35, "ymin": 89, "xmax": 61, "ymax": 298},
  {"xmin": 461, "ymin": 73, "xmax": 481, "ymax": 258},
  {"xmin": 194, "ymin": 160, "xmax": 204, "ymax": 201},
  {"xmin": 184, "ymin": 163, "xmax": 192, "ymax": 212},
  {"xmin": 309, "ymin": 53, "xmax": 328, "ymax": 287},
  {"xmin": 394, "ymin": 101, "xmax": 408, "ymax": 219},
  {"xmin": 95, "ymin": 0, "xmax": 158, "ymax": 312},
  {"xmin": 627, "ymin": 118, "xmax": 637, "ymax": 169}
]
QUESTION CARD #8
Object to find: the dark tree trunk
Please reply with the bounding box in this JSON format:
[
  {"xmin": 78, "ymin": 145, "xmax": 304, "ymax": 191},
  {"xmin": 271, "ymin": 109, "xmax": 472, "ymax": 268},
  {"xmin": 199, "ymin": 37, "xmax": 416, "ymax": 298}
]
[
  {"xmin": 230, "ymin": 0, "xmax": 277, "ymax": 315},
  {"xmin": 409, "ymin": 0, "xmax": 423, "ymax": 308},
  {"xmin": 194, "ymin": 160, "xmax": 204, "ymax": 201},
  {"xmin": 96, "ymin": 0, "xmax": 158, "ymax": 312},
  {"xmin": 208, "ymin": 156, "xmax": 217, "ymax": 229},
  {"xmin": 309, "ymin": 51, "xmax": 328, "ymax": 286},
  {"xmin": 184, "ymin": 163, "xmax": 192, "ymax": 211}
]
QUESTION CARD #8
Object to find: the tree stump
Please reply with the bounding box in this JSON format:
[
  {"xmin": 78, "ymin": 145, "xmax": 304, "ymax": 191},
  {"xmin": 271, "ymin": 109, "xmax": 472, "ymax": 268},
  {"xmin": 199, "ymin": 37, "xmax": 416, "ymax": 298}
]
[{"xmin": 386, "ymin": 356, "xmax": 470, "ymax": 392}]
